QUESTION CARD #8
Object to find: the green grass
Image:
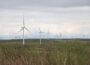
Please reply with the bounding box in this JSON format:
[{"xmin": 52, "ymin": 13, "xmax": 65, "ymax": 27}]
[{"xmin": 0, "ymin": 39, "xmax": 90, "ymax": 65}]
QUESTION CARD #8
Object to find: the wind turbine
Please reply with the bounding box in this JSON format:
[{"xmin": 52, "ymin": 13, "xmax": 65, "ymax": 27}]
[
  {"xmin": 55, "ymin": 32, "xmax": 58, "ymax": 40},
  {"xmin": 55, "ymin": 32, "xmax": 61, "ymax": 40},
  {"xmin": 59, "ymin": 33, "xmax": 62, "ymax": 39},
  {"xmin": 38, "ymin": 28, "xmax": 44, "ymax": 45},
  {"xmin": 17, "ymin": 15, "xmax": 30, "ymax": 45},
  {"xmin": 47, "ymin": 29, "xmax": 50, "ymax": 40}
]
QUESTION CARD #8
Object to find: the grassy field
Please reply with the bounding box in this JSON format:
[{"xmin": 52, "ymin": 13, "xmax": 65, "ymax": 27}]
[{"xmin": 0, "ymin": 39, "xmax": 90, "ymax": 65}]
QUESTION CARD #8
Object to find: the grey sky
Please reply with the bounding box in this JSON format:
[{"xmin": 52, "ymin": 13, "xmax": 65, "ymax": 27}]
[
  {"xmin": 0, "ymin": 0, "xmax": 89, "ymax": 9},
  {"xmin": 0, "ymin": 0, "xmax": 90, "ymax": 39}
]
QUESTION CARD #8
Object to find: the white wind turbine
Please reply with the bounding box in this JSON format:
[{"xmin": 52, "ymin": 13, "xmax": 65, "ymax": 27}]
[
  {"xmin": 17, "ymin": 15, "xmax": 30, "ymax": 45},
  {"xmin": 47, "ymin": 29, "xmax": 50, "ymax": 40},
  {"xmin": 56, "ymin": 32, "xmax": 61, "ymax": 40},
  {"xmin": 56, "ymin": 33, "xmax": 59, "ymax": 40},
  {"xmin": 38, "ymin": 28, "xmax": 44, "ymax": 44},
  {"xmin": 59, "ymin": 33, "xmax": 62, "ymax": 39}
]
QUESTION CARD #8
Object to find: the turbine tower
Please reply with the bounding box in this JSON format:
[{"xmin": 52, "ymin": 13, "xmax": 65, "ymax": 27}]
[
  {"xmin": 17, "ymin": 15, "xmax": 30, "ymax": 45},
  {"xmin": 22, "ymin": 16, "xmax": 25, "ymax": 45}
]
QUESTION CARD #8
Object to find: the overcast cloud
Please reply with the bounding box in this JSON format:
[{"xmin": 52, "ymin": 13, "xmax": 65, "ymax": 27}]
[
  {"xmin": 0, "ymin": 0, "xmax": 89, "ymax": 9},
  {"xmin": 0, "ymin": 0, "xmax": 90, "ymax": 39}
]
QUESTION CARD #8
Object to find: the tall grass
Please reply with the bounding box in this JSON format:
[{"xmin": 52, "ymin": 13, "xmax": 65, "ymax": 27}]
[{"xmin": 0, "ymin": 39, "xmax": 90, "ymax": 65}]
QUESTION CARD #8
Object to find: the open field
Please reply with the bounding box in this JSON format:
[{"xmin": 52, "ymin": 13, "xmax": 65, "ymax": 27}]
[{"xmin": 0, "ymin": 39, "xmax": 90, "ymax": 65}]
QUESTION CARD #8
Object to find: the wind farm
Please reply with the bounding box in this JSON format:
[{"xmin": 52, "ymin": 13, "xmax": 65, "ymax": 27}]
[
  {"xmin": 0, "ymin": 14, "xmax": 90, "ymax": 65},
  {"xmin": 0, "ymin": 0, "xmax": 90, "ymax": 65}
]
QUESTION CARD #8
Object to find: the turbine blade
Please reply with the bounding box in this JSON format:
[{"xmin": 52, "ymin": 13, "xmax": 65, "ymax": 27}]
[
  {"xmin": 23, "ymin": 15, "xmax": 25, "ymax": 27},
  {"xmin": 25, "ymin": 27, "xmax": 31, "ymax": 33},
  {"xmin": 17, "ymin": 28, "xmax": 23, "ymax": 34}
]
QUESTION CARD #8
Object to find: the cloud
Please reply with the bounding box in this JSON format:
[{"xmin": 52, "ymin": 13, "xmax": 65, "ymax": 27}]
[
  {"xmin": 0, "ymin": 0, "xmax": 89, "ymax": 10},
  {"xmin": 0, "ymin": 4, "xmax": 90, "ymax": 38}
]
